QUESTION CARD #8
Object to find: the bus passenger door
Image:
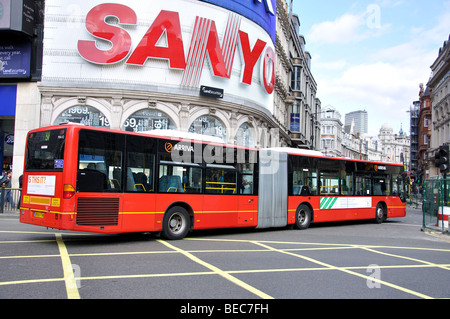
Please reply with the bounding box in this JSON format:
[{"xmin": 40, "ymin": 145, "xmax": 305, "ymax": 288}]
[
  {"xmin": 238, "ymin": 168, "xmax": 257, "ymax": 227},
  {"xmin": 238, "ymin": 195, "xmax": 257, "ymax": 226}
]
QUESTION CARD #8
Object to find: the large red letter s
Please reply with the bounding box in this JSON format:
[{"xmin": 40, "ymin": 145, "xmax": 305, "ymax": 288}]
[{"xmin": 77, "ymin": 4, "xmax": 137, "ymax": 64}]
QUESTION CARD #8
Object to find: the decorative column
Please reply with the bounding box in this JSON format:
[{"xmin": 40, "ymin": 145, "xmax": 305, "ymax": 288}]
[{"xmin": 40, "ymin": 94, "xmax": 53, "ymax": 127}]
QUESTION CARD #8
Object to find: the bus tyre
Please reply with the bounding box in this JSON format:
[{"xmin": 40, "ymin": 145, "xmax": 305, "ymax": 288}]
[
  {"xmin": 295, "ymin": 204, "xmax": 311, "ymax": 230},
  {"xmin": 162, "ymin": 206, "xmax": 190, "ymax": 240},
  {"xmin": 375, "ymin": 203, "xmax": 386, "ymax": 224}
]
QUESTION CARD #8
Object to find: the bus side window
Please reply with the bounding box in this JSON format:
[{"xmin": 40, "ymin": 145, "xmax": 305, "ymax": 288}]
[
  {"xmin": 392, "ymin": 174, "xmax": 405, "ymax": 197},
  {"xmin": 77, "ymin": 130, "xmax": 124, "ymax": 193},
  {"xmin": 205, "ymin": 164, "xmax": 236, "ymax": 194},
  {"xmin": 77, "ymin": 169, "xmax": 107, "ymax": 192},
  {"xmin": 355, "ymin": 175, "xmax": 372, "ymax": 196},
  {"xmin": 125, "ymin": 135, "xmax": 156, "ymax": 192},
  {"xmin": 320, "ymin": 171, "xmax": 339, "ymax": 196},
  {"xmin": 373, "ymin": 175, "xmax": 389, "ymax": 196},
  {"xmin": 341, "ymin": 175, "xmax": 353, "ymax": 196},
  {"xmin": 158, "ymin": 164, "xmax": 202, "ymax": 193}
]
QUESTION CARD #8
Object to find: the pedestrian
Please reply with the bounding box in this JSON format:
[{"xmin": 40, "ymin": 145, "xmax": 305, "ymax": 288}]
[
  {"xmin": 0, "ymin": 170, "xmax": 15, "ymax": 209},
  {"xmin": 17, "ymin": 175, "xmax": 23, "ymax": 209}
]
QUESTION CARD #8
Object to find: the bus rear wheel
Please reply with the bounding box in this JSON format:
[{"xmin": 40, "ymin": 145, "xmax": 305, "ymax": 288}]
[
  {"xmin": 162, "ymin": 206, "xmax": 190, "ymax": 240},
  {"xmin": 295, "ymin": 204, "xmax": 312, "ymax": 230}
]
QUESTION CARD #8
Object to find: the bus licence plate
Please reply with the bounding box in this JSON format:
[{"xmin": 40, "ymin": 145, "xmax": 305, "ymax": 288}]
[{"xmin": 34, "ymin": 212, "xmax": 45, "ymax": 218}]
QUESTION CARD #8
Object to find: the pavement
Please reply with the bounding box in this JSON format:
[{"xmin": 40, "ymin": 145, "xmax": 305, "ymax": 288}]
[{"xmin": 0, "ymin": 208, "xmax": 19, "ymax": 219}]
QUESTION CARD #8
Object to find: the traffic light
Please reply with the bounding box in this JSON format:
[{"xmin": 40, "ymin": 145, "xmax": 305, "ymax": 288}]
[{"xmin": 435, "ymin": 145, "xmax": 450, "ymax": 174}]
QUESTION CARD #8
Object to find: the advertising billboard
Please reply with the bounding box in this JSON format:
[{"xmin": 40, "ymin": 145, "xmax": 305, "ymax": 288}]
[
  {"xmin": 42, "ymin": 0, "xmax": 276, "ymax": 114},
  {"xmin": 0, "ymin": 40, "xmax": 31, "ymax": 78}
]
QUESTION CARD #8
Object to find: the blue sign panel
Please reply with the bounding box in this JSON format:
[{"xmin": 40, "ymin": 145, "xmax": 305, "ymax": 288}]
[
  {"xmin": 0, "ymin": 85, "xmax": 16, "ymax": 116},
  {"xmin": 54, "ymin": 160, "xmax": 64, "ymax": 169},
  {"xmin": 290, "ymin": 113, "xmax": 300, "ymax": 132},
  {"xmin": 0, "ymin": 39, "xmax": 31, "ymax": 78},
  {"xmin": 199, "ymin": 0, "xmax": 276, "ymax": 43}
]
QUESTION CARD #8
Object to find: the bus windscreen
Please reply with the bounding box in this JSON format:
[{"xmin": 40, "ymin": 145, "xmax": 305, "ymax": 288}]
[{"xmin": 25, "ymin": 129, "xmax": 66, "ymax": 171}]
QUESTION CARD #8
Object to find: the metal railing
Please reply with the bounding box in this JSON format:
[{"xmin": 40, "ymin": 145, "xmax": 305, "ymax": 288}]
[
  {"xmin": 0, "ymin": 187, "xmax": 21, "ymax": 214},
  {"xmin": 422, "ymin": 178, "xmax": 449, "ymax": 233}
]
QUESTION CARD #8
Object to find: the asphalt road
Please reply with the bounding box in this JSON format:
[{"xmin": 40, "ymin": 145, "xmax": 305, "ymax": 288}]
[{"xmin": 0, "ymin": 206, "xmax": 449, "ymax": 304}]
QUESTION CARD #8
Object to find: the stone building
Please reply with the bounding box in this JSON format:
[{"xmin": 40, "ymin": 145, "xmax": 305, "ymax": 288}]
[
  {"xmin": 378, "ymin": 124, "xmax": 410, "ymax": 167},
  {"xmin": 319, "ymin": 107, "xmax": 408, "ymax": 166},
  {"xmin": 319, "ymin": 105, "xmax": 342, "ymax": 157},
  {"xmin": 277, "ymin": 0, "xmax": 321, "ymax": 150},
  {"xmin": 428, "ymin": 35, "xmax": 450, "ymax": 177},
  {"xmin": 417, "ymin": 84, "xmax": 432, "ymax": 182}
]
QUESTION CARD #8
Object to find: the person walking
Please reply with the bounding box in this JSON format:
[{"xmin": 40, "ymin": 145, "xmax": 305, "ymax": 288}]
[{"xmin": 0, "ymin": 170, "xmax": 15, "ymax": 209}]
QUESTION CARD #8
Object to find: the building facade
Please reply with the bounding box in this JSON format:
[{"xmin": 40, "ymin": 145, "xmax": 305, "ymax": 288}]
[
  {"xmin": 278, "ymin": 1, "xmax": 321, "ymax": 150},
  {"xmin": 5, "ymin": 0, "xmax": 322, "ymax": 187},
  {"xmin": 1, "ymin": 0, "xmax": 44, "ymax": 174},
  {"xmin": 410, "ymin": 100, "xmax": 419, "ymax": 180},
  {"xmin": 318, "ymin": 105, "xmax": 409, "ymax": 166},
  {"xmin": 417, "ymin": 84, "xmax": 432, "ymax": 182},
  {"xmin": 344, "ymin": 110, "xmax": 368, "ymax": 135},
  {"xmin": 378, "ymin": 124, "xmax": 410, "ymax": 168},
  {"xmin": 319, "ymin": 105, "xmax": 342, "ymax": 157},
  {"xmin": 428, "ymin": 35, "xmax": 450, "ymax": 177}
]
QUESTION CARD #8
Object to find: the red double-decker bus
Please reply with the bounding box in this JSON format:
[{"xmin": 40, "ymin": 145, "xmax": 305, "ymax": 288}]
[{"xmin": 19, "ymin": 124, "xmax": 406, "ymax": 239}]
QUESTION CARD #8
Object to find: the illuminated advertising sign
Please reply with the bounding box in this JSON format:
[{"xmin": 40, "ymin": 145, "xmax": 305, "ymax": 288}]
[
  {"xmin": 0, "ymin": 39, "xmax": 31, "ymax": 78},
  {"xmin": 199, "ymin": 0, "xmax": 276, "ymax": 43},
  {"xmin": 42, "ymin": 0, "xmax": 276, "ymax": 113}
]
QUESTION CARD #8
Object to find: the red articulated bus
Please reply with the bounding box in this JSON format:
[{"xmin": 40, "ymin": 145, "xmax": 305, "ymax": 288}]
[{"xmin": 19, "ymin": 124, "xmax": 406, "ymax": 239}]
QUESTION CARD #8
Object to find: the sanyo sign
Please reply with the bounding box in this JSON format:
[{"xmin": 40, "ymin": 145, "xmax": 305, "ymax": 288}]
[{"xmin": 76, "ymin": 1, "xmax": 276, "ymax": 95}]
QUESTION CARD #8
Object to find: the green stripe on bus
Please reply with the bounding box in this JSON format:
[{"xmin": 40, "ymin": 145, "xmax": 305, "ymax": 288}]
[{"xmin": 320, "ymin": 197, "xmax": 338, "ymax": 209}]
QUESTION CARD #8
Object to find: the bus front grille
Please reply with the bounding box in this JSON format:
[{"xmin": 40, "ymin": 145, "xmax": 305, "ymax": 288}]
[{"xmin": 76, "ymin": 197, "xmax": 119, "ymax": 226}]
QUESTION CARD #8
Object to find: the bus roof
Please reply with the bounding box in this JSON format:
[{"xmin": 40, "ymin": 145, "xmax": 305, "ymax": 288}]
[
  {"xmin": 143, "ymin": 129, "xmax": 225, "ymax": 143},
  {"xmin": 266, "ymin": 147, "xmax": 404, "ymax": 167},
  {"xmin": 32, "ymin": 124, "xmax": 404, "ymax": 167}
]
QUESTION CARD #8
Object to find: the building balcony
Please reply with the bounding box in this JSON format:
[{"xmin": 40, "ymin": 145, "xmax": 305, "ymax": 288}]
[{"xmin": 289, "ymin": 132, "xmax": 308, "ymax": 146}]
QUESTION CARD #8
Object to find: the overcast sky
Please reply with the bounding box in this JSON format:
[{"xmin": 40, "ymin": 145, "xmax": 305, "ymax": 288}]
[{"xmin": 291, "ymin": 0, "xmax": 450, "ymax": 136}]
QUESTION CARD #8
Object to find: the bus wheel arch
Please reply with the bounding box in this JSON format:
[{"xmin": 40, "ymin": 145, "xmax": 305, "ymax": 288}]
[
  {"xmin": 161, "ymin": 203, "xmax": 193, "ymax": 240},
  {"xmin": 295, "ymin": 202, "xmax": 313, "ymax": 230},
  {"xmin": 375, "ymin": 201, "xmax": 387, "ymax": 224}
]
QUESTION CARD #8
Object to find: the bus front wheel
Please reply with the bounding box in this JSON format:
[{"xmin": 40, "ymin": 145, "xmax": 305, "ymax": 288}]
[
  {"xmin": 162, "ymin": 206, "xmax": 190, "ymax": 240},
  {"xmin": 375, "ymin": 203, "xmax": 386, "ymax": 224},
  {"xmin": 295, "ymin": 204, "xmax": 312, "ymax": 230}
]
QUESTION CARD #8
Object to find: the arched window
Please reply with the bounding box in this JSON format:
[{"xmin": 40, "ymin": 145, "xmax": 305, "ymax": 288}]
[
  {"xmin": 123, "ymin": 110, "xmax": 175, "ymax": 132},
  {"xmin": 236, "ymin": 123, "xmax": 254, "ymax": 147},
  {"xmin": 189, "ymin": 115, "xmax": 227, "ymax": 142},
  {"xmin": 54, "ymin": 105, "xmax": 110, "ymax": 128}
]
